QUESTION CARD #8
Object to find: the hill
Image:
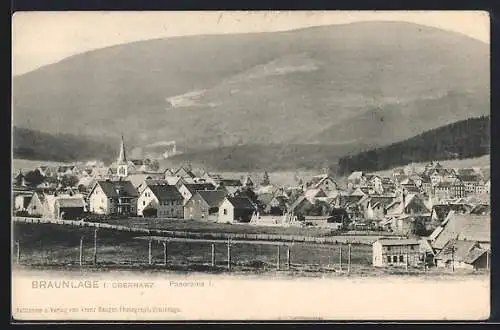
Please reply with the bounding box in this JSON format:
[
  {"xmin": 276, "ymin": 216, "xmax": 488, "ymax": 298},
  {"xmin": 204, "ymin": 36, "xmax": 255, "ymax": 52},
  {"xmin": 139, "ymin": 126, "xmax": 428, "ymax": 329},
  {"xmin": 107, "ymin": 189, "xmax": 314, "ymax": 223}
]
[
  {"xmin": 12, "ymin": 127, "xmax": 118, "ymax": 164},
  {"xmin": 159, "ymin": 142, "xmax": 372, "ymax": 172},
  {"xmin": 13, "ymin": 21, "xmax": 489, "ymax": 153},
  {"xmin": 337, "ymin": 116, "xmax": 490, "ymax": 175}
]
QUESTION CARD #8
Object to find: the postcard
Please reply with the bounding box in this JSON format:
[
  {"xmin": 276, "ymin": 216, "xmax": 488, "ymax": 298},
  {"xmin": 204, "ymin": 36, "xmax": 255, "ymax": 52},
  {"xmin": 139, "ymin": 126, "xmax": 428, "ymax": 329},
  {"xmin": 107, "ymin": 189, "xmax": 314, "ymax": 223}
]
[{"xmin": 11, "ymin": 10, "xmax": 490, "ymax": 321}]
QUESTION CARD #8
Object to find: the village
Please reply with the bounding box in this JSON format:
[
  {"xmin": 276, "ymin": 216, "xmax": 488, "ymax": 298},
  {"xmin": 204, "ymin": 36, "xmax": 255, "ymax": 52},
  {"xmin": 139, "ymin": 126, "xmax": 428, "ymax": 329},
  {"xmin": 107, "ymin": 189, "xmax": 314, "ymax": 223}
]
[{"xmin": 12, "ymin": 136, "xmax": 491, "ymax": 273}]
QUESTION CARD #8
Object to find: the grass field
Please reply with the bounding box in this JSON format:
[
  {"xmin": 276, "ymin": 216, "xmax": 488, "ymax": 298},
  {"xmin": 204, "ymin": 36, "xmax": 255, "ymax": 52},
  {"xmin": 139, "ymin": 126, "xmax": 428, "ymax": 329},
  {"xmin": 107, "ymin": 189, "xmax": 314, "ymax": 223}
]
[{"xmin": 13, "ymin": 222, "xmax": 372, "ymax": 271}]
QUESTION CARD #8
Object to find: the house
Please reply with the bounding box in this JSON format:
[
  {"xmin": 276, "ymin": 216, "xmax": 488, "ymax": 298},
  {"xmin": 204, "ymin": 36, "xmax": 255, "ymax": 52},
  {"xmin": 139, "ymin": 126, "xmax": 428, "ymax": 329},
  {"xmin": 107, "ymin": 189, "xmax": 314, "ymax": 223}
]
[
  {"xmin": 365, "ymin": 196, "xmax": 394, "ymax": 220},
  {"xmin": 171, "ymin": 166, "xmax": 198, "ymax": 181},
  {"xmin": 13, "ymin": 170, "xmax": 27, "ymax": 187},
  {"xmin": 137, "ymin": 179, "xmax": 171, "ymax": 195},
  {"xmin": 54, "ymin": 197, "xmax": 86, "ymax": 220},
  {"xmin": 385, "ymin": 193, "xmax": 431, "ymax": 217},
  {"xmin": 177, "ymin": 182, "xmax": 217, "ymax": 204},
  {"xmin": 218, "ymin": 196, "xmax": 257, "ymax": 223},
  {"xmin": 184, "ymin": 190, "xmax": 228, "ymax": 221},
  {"xmin": 304, "ymin": 188, "xmax": 328, "ymax": 202},
  {"xmin": 126, "ymin": 173, "xmax": 165, "ymax": 190},
  {"xmin": 243, "ymin": 176, "xmax": 254, "ymax": 188},
  {"xmin": 26, "ymin": 191, "xmax": 46, "ymax": 216},
  {"xmin": 458, "ymin": 174, "xmax": 481, "ymax": 195},
  {"xmin": 266, "ymin": 195, "xmax": 289, "ymax": 215},
  {"xmin": 307, "ymin": 174, "xmax": 337, "ymax": 192},
  {"xmin": 434, "ymin": 239, "xmax": 490, "ymax": 270},
  {"xmin": 420, "ymin": 175, "xmax": 433, "ymax": 195},
  {"xmin": 347, "ymin": 171, "xmax": 366, "ymax": 188},
  {"xmin": 137, "ymin": 184, "xmax": 184, "ymax": 218},
  {"xmin": 14, "ymin": 193, "xmax": 33, "ymax": 213},
  {"xmin": 428, "ymin": 212, "xmax": 490, "ymax": 253},
  {"xmin": 88, "ymin": 180, "xmax": 138, "ymax": 216},
  {"xmin": 372, "ymin": 239, "xmax": 422, "ymax": 267}
]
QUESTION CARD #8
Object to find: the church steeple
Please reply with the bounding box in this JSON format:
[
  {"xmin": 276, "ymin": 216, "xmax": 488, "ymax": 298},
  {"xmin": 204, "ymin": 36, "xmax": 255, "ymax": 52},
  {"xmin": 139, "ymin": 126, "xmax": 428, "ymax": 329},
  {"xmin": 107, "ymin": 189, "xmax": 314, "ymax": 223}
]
[
  {"xmin": 117, "ymin": 134, "xmax": 127, "ymax": 165},
  {"xmin": 116, "ymin": 134, "xmax": 128, "ymax": 178}
]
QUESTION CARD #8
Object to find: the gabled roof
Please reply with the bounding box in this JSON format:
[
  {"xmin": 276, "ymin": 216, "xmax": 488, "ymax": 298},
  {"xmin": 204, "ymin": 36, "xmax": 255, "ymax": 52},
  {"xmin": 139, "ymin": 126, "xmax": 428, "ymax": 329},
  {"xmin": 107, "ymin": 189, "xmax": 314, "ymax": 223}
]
[
  {"xmin": 219, "ymin": 179, "xmax": 242, "ymax": 187},
  {"xmin": 183, "ymin": 183, "xmax": 216, "ymax": 195},
  {"xmin": 435, "ymin": 239, "xmax": 483, "ymax": 263},
  {"xmin": 148, "ymin": 185, "xmax": 183, "ymax": 201},
  {"xmin": 55, "ymin": 198, "xmax": 85, "ymax": 208},
  {"xmin": 347, "ymin": 171, "xmax": 364, "ymax": 181},
  {"xmin": 225, "ymin": 196, "xmax": 256, "ymax": 210},
  {"xmin": 430, "ymin": 213, "xmax": 490, "ymax": 249},
  {"xmin": 196, "ymin": 190, "xmax": 227, "ymax": 208},
  {"xmin": 92, "ymin": 180, "xmax": 139, "ymax": 198}
]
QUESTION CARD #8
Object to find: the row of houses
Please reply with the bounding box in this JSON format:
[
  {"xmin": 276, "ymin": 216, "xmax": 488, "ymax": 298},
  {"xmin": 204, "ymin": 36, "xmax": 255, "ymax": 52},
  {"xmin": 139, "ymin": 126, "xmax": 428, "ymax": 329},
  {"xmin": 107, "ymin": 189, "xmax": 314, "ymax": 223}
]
[{"xmin": 372, "ymin": 209, "xmax": 490, "ymax": 271}]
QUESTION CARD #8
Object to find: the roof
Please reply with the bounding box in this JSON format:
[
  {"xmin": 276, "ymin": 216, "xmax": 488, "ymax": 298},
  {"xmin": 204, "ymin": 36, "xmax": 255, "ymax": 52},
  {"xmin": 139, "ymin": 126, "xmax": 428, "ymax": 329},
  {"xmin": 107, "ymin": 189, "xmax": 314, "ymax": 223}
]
[
  {"xmin": 148, "ymin": 185, "xmax": 183, "ymax": 201},
  {"xmin": 469, "ymin": 204, "xmax": 490, "ymax": 215},
  {"xmin": 127, "ymin": 173, "xmax": 164, "ymax": 188},
  {"xmin": 305, "ymin": 188, "xmax": 326, "ymax": 200},
  {"xmin": 348, "ymin": 171, "xmax": 364, "ymax": 181},
  {"xmin": 183, "ymin": 183, "xmax": 216, "ymax": 194},
  {"xmin": 55, "ymin": 198, "xmax": 86, "ymax": 208},
  {"xmin": 196, "ymin": 190, "xmax": 227, "ymax": 208},
  {"xmin": 257, "ymin": 193, "xmax": 274, "ymax": 206},
  {"xmin": 430, "ymin": 213, "xmax": 490, "ymax": 249},
  {"xmin": 226, "ymin": 196, "xmax": 257, "ymax": 210},
  {"xmin": 375, "ymin": 239, "xmax": 420, "ymax": 246},
  {"xmin": 94, "ymin": 180, "xmax": 139, "ymax": 198},
  {"xmin": 219, "ymin": 179, "xmax": 242, "ymax": 187},
  {"xmin": 435, "ymin": 239, "xmax": 483, "ymax": 263}
]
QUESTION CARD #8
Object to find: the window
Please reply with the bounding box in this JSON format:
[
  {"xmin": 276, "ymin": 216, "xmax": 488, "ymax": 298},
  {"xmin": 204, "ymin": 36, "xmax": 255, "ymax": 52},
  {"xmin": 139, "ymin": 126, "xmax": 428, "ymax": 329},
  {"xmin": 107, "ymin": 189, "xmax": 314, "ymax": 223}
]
[
  {"xmin": 387, "ymin": 246, "xmax": 391, "ymax": 251},
  {"xmin": 387, "ymin": 256, "xmax": 391, "ymax": 263},
  {"xmin": 143, "ymin": 201, "xmax": 145, "ymax": 206},
  {"xmin": 399, "ymin": 255, "xmax": 404, "ymax": 263},
  {"xmin": 392, "ymin": 256, "xmax": 398, "ymax": 263},
  {"xmin": 223, "ymin": 209, "xmax": 227, "ymax": 215},
  {"xmin": 410, "ymin": 245, "xmax": 415, "ymax": 250}
]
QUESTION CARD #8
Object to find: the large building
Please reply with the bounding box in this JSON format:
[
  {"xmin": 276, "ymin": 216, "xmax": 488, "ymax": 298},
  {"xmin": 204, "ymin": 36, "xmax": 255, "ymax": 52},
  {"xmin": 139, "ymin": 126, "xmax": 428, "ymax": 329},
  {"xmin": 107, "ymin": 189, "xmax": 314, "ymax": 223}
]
[{"xmin": 372, "ymin": 239, "xmax": 422, "ymax": 267}]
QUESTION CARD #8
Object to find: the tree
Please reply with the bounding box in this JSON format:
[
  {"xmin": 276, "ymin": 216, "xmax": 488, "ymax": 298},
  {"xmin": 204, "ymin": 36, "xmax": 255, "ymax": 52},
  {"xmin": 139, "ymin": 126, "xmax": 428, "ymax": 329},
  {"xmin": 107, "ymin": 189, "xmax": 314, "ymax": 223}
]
[
  {"xmin": 61, "ymin": 174, "xmax": 79, "ymax": 188},
  {"xmin": 150, "ymin": 160, "xmax": 160, "ymax": 171},
  {"xmin": 24, "ymin": 169, "xmax": 45, "ymax": 188},
  {"xmin": 261, "ymin": 171, "xmax": 270, "ymax": 186}
]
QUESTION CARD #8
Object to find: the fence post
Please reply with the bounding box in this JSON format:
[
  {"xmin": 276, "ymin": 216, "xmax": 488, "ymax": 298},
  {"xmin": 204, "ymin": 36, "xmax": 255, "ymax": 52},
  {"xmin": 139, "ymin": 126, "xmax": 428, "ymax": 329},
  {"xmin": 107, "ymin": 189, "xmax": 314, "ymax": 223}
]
[
  {"xmin": 93, "ymin": 228, "xmax": 98, "ymax": 265},
  {"xmin": 276, "ymin": 245, "xmax": 281, "ymax": 270},
  {"xmin": 211, "ymin": 243, "xmax": 216, "ymax": 267},
  {"xmin": 79, "ymin": 236, "xmax": 84, "ymax": 266},
  {"xmin": 227, "ymin": 238, "xmax": 231, "ymax": 271},
  {"xmin": 347, "ymin": 243, "xmax": 351, "ymax": 274},
  {"xmin": 287, "ymin": 246, "xmax": 291, "ymax": 270},
  {"xmin": 148, "ymin": 238, "xmax": 152, "ymax": 265},
  {"xmin": 16, "ymin": 240, "xmax": 20, "ymax": 264},
  {"xmin": 163, "ymin": 241, "xmax": 168, "ymax": 266},
  {"xmin": 339, "ymin": 243, "xmax": 343, "ymax": 271}
]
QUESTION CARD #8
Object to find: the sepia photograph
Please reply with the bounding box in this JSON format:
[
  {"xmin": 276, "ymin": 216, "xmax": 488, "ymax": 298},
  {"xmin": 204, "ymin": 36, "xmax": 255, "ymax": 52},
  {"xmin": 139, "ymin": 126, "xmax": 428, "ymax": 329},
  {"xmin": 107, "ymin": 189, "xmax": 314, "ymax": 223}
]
[{"xmin": 11, "ymin": 10, "xmax": 490, "ymax": 321}]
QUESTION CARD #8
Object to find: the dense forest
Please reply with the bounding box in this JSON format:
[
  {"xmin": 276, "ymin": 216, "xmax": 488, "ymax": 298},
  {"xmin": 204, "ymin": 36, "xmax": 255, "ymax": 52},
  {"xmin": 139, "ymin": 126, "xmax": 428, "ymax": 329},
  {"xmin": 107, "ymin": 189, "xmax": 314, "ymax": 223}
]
[
  {"xmin": 13, "ymin": 127, "xmax": 117, "ymax": 164},
  {"xmin": 337, "ymin": 116, "xmax": 490, "ymax": 175}
]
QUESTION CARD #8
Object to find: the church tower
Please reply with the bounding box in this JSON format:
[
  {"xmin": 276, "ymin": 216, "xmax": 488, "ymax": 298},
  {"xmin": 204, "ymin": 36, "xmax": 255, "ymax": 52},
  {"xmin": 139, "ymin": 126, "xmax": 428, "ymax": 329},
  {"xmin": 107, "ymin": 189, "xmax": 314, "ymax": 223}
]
[{"xmin": 116, "ymin": 135, "xmax": 128, "ymax": 178}]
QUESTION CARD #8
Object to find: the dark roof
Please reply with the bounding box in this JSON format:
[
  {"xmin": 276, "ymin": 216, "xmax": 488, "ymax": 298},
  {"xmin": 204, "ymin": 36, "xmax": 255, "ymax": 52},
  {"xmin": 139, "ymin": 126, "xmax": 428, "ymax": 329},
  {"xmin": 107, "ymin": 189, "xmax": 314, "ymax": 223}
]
[
  {"xmin": 457, "ymin": 174, "xmax": 481, "ymax": 182},
  {"xmin": 95, "ymin": 180, "xmax": 139, "ymax": 198},
  {"xmin": 183, "ymin": 183, "xmax": 216, "ymax": 194},
  {"xmin": 219, "ymin": 179, "xmax": 242, "ymax": 187},
  {"xmin": 197, "ymin": 190, "xmax": 227, "ymax": 208},
  {"xmin": 55, "ymin": 198, "xmax": 85, "ymax": 208},
  {"xmin": 469, "ymin": 204, "xmax": 490, "ymax": 215},
  {"xmin": 226, "ymin": 196, "xmax": 257, "ymax": 210},
  {"xmin": 148, "ymin": 185, "xmax": 183, "ymax": 201},
  {"xmin": 432, "ymin": 204, "xmax": 452, "ymax": 221}
]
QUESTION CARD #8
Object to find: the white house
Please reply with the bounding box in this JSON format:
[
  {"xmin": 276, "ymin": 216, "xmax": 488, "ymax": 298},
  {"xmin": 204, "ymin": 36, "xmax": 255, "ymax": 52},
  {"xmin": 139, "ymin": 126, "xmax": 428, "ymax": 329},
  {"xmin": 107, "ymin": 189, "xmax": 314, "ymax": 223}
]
[
  {"xmin": 218, "ymin": 196, "xmax": 257, "ymax": 224},
  {"xmin": 88, "ymin": 180, "xmax": 138, "ymax": 216},
  {"xmin": 137, "ymin": 184, "xmax": 184, "ymax": 218},
  {"xmin": 372, "ymin": 239, "xmax": 422, "ymax": 267}
]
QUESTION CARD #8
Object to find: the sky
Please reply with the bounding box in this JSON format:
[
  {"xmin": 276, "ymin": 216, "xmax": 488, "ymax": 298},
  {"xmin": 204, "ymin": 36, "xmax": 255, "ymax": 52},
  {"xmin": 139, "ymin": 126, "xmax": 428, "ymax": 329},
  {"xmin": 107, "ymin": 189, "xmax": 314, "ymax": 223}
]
[{"xmin": 12, "ymin": 11, "xmax": 490, "ymax": 76}]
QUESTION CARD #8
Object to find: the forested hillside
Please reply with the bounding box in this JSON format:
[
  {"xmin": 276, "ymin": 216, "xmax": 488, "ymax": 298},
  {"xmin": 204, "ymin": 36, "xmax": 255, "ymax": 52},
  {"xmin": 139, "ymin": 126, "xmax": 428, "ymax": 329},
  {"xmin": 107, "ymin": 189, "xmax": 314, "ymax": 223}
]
[{"xmin": 337, "ymin": 116, "xmax": 490, "ymax": 175}]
